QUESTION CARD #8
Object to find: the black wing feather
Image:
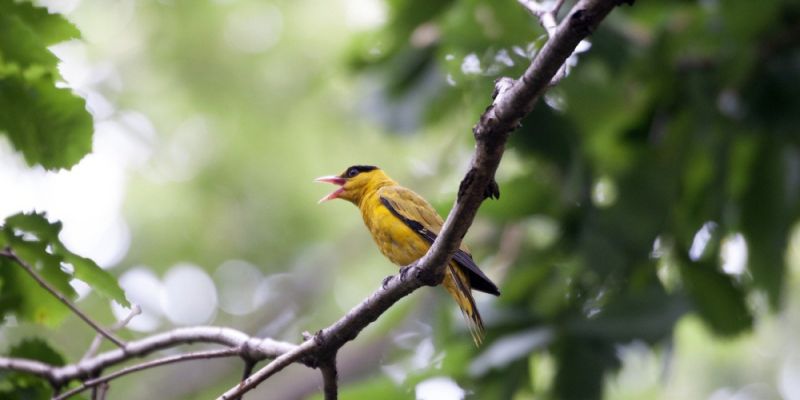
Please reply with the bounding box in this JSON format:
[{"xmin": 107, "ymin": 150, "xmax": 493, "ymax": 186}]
[{"xmin": 380, "ymin": 197, "xmax": 501, "ymax": 296}]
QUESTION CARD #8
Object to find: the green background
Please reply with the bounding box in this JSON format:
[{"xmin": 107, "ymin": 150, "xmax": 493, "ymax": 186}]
[{"xmin": 1, "ymin": 0, "xmax": 800, "ymax": 399}]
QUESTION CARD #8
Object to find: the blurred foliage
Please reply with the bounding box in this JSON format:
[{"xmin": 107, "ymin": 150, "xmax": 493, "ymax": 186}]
[
  {"xmin": 1, "ymin": 0, "xmax": 799, "ymax": 399},
  {"xmin": 0, "ymin": 338, "xmax": 65, "ymax": 400},
  {"xmin": 0, "ymin": 0, "xmax": 92, "ymax": 170},
  {"xmin": 348, "ymin": 0, "xmax": 800, "ymax": 398},
  {"xmin": 0, "ymin": 212, "xmax": 127, "ymax": 399}
]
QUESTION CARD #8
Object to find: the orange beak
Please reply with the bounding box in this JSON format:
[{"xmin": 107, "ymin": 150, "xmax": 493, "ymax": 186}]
[{"xmin": 315, "ymin": 176, "xmax": 346, "ymax": 203}]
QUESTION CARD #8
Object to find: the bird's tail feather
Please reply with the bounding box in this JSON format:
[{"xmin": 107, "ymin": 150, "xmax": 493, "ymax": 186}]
[{"xmin": 444, "ymin": 263, "xmax": 485, "ymax": 346}]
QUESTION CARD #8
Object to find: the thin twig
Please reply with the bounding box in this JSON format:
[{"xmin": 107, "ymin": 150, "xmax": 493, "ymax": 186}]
[
  {"xmin": 518, "ymin": 0, "xmax": 574, "ymax": 84},
  {"xmin": 0, "ymin": 248, "xmax": 126, "ymax": 348},
  {"xmin": 219, "ymin": 340, "xmax": 316, "ymax": 399},
  {"xmin": 552, "ymin": 0, "xmax": 567, "ymax": 16},
  {"xmin": 95, "ymin": 382, "xmax": 109, "ymax": 400},
  {"xmin": 231, "ymin": 359, "xmax": 257, "ymax": 400},
  {"xmin": 82, "ymin": 304, "xmax": 141, "ymax": 361},
  {"xmin": 320, "ymin": 358, "xmax": 338, "ymax": 400},
  {"xmin": 55, "ymin": 348, "xmax": 239, "ymax": 400}
]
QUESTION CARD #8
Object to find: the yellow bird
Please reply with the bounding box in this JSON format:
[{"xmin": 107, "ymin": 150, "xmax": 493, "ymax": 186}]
[{"xmin": 316, "ymin": 165, "xmax": 500, "ymax": 345}]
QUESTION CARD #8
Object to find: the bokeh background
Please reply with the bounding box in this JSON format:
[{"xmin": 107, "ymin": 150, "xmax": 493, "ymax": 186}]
[{"xmin": 2, "ymin": 0, "xmax": 800, "ymax": 399}]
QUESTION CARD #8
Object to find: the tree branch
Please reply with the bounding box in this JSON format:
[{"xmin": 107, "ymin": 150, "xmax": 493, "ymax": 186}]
[
  {"xmin": 219, "ymin": 0, "xmax": 627, "ymax": 398},
  {"xmin": 0, "ymin": 326, "xmax": 296, "ymax": 390},
  {"xmin": 55, "ymin": 348, "xmax": 240, "ymax": 400},
  {"xmin": 82, "ymin": 305, "xmax": 141, "ymax": 361},
  {"xmin": 518, "ymin": 0, "xmax": 594, "ymax": 84},
  {"xmin": 320, "ymin": 358, "xmax": 338, "ymax": 400},
  {"xmin": 0, "ymin": 248, "xmax": 126, "ymax": 348},
  {"xmin": 220, "ymin": 339, "xmax": 317, "ymax": 399}
]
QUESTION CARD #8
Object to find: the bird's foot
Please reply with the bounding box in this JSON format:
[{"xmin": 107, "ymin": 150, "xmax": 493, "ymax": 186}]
[{"xmin": 383, "ymin": 266, "xmax": 415, "ymax": 288}]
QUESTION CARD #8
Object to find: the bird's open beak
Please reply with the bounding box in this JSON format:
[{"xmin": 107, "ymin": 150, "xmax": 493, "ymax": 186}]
[{"xmin": 315, "ymin": 176, "xmax": 346, "ymax": 203}]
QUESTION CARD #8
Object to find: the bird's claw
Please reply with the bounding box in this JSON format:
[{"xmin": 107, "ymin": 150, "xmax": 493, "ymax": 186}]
[{"xmin": 382, "ymin": 275, "xmax": 393, "ymax": 289}]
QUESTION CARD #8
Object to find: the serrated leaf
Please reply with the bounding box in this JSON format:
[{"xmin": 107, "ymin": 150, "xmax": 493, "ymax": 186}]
[
  {"xmin": 0, "ymin": 0, "xmax": 81, "ymax": 46},
  {"xmin": 0, "ymin": 75, "xmax": 93, "ymax": 170},
  {"xmin": 2, "ymin": 213, "xmax": 129, "ymax": 306},
  {"xmin": 0, "ymin": 1, "xmax": 91, "ymax": 170},
  {"xmin": 4, "ymin": 212, "xmax": 61, "ymax": 242},
  {"xmin": 0, "ymin": 13, "xmax": 58, "ymax": 71},
  {"xmin": 61, "ymin": 252, "xmax": 130, "ymax": 307},
  {"xmin": 0, "ymin": 256, "xmax": 71, "ymax": 327}
]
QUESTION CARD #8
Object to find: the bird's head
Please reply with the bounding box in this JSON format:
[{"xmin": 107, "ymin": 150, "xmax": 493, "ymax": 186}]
[{"xmin": 316, "ymin": 165, "xmax": 390, "ymax": 204}]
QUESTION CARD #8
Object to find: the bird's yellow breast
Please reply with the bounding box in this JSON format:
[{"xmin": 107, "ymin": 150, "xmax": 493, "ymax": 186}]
[{"xmin": 359, "ymin": 192, "xmax": 431, "ymax": 266}]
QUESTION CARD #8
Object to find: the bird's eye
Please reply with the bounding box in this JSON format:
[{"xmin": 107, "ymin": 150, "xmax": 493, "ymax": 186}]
[{"xmin": 347, "ymin": 168, "xmax": 359, "ymax": 178}]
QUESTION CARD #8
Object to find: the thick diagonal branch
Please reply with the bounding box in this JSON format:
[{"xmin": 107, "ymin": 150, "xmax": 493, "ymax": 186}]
[{"xmin": 219, "ymin": 0, "xmax": 626, "ymax": 398}]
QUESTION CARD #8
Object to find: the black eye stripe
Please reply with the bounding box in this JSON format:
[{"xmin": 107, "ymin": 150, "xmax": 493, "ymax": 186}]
[{"xmin": 342, "ymin": 165, "xmax": 378, "ymax": 178}]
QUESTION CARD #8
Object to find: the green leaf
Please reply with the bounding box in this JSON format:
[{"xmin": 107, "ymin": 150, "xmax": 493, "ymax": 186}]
[
  {"xmin": 678, "ymin": 259, "xmax": 753, "ymax": 336},
  {"xmin": 4, "ymin": 212, "xmax": 61, "ymax": 242},
  {"xmin": 0, "ymin": 255, "xmax": 72, "ymax": 327},
  {"xmin": 0, "ymin": 0, "xmax": 80, "ymax": 44},
  {"xmin": 8, "ymin": 338, "xmax": 66, "ymax": 366},
  {"xmin": 0, "ymin": 12, "xmax": 58, "ymax": 71},
  {"xmin": 0, "ymin": 0, "xmax": 92, "ymax": 170},
  {"xmin": 0, "ymin": 75, "xmax": 93, "ymax": 170},
  {"xmin": 2, "ymin": 213, "xmax": 130, "ymax": 307},
  {"xmin": 61, "ymin": 252, "xmax": 130, "ymax": 307},
  {"xmin": 553, "ymin": 336, "xmax": 620, "ymax": 400},
  {"xmin": 740, "ymin": 139, "xmax": 795, "ymax": 309},
  {"xmin": 565, "ymin": 283, "xmax": 688, "ymax": 344}
]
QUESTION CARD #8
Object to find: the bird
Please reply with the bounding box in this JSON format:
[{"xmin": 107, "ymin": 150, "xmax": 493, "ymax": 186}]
[{"xmin": 316, "ymin": 165, "xmax": 500, "ymax": 345}]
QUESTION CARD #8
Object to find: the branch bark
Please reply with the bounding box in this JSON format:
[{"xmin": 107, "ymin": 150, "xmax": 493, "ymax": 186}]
[
  {"xmin": 320, "ymin": 358, "xmax": 338, "ymax": 400},
  {"xmin": 55, "ymin": 348, "xmax": 240, "ymax": 400},
  {"xmin": 0, "ymin": 326, "xmax": 296, "ymax": 391}
]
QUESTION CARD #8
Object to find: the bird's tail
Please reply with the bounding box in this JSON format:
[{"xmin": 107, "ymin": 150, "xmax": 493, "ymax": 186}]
[{"xmin": 443, "ymin": 263, "xmax": 485, "ymax": 346}]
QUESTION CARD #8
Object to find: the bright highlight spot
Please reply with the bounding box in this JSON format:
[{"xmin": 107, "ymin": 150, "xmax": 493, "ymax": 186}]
[
  {"xmin": 344, "ymin": 0, "xmax": 387, "ymax": 30},
  {"xmin": 469, "ymin": 328, "xmax": 553, "ymax": 376},
  {"xmin": 415, "ymin": 377, "xmax": 465, "ymax": 400},
  {"xmin": 214, "ymin": 259, "xmax": 264, "ymax": 315},
  {"xmin": 461, "ymin": 53, "xmax": 482, "ymax": 75},
  {"xmin": 689, "ymin": 221, "xmax": 717, "ymax": 261},
  {"xmin": 780, "ymin": 350, "xmax": 800, "ymax": 400},
  {"xmin": 592, "ymin": 176, "xmax": 618, "ymax": 208},
  {"xmin": 112, "ymin": 267, "xmax": 164, "ymax": 332},
  {"xmin": 720, "ymin": 233, "xmax": 748, "ymax": 276},
  {"xmin": 160, "ymin": 263, "xmax": 218, "ymax": 325}
]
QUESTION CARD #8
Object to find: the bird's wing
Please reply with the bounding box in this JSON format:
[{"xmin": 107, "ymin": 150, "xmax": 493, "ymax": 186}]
[{"xmin": 378, "ymin": 186, "xmax": 500, "ymax": 296}]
